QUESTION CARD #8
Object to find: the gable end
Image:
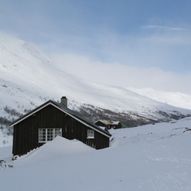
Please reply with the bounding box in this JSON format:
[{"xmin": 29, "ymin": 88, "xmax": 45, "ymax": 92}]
[{"xmin": 10, "ymin": 101, "xmax": 111, "ymax": 138}]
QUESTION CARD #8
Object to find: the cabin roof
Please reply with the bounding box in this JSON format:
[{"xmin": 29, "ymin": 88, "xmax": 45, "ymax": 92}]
[
  {"xmin": 96, "ymin": 119, "xmax": 121, "ymax": 126},
  {"xmin": 10, "ymin": 100, "xmax": 111, "ymax": 138}
]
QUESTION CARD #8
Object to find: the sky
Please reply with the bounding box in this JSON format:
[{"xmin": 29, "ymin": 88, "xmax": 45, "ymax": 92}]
[{"xmin": 0, "ymin": 0, "xmax": 191, "ymax": 92}]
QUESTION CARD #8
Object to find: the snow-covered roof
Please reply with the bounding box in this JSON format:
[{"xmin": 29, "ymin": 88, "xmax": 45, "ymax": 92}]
[{"xmin": 96, "ymin": 120, "xmax": 121, "ymax": 126}]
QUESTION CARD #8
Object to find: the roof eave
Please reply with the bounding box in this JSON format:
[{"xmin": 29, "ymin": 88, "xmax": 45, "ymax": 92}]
[{"xmin": 10, "ymin": 101, "xmax": 111, "ymax": 138}]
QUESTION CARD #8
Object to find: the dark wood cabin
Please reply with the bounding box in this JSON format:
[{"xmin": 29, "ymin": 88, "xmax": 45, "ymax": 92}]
[
  {"xmin": 95, "ymin": 120, "xmax": 122, "ymax": 129},
  {"xmin": 10, "ymin": 97, "xmax": 111, "ymax": 156}
]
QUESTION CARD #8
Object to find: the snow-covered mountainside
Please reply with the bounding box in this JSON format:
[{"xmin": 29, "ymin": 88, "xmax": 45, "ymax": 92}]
[
  {"xmin": 129, "ymin": 87, "xmax": 191, "ymax": 110},
  {"xmin": 0, "ymin": 33, "xmax": 191, "ymax": 142},
  {"xmin": 1, "ymin": 117, "xmax": 191, "ymax": 191}
]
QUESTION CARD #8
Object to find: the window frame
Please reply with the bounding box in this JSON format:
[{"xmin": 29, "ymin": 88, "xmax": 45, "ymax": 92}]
[
  {"xmin": 38, "ymin": 128, "xmax": 62, "ymax": 143},
  {"xmin": 87, "ymin": 129, "xmax": 95, "ymax": 139}
]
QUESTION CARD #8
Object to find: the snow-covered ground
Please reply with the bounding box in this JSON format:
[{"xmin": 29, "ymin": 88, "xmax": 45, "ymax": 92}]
[
  {"xmin": 0, "ymin": 128, "xmax": 12, "ymax": 147},
  {"xmin": 1, "ymin": 117, "xmax": 191, "ymax": 191}
]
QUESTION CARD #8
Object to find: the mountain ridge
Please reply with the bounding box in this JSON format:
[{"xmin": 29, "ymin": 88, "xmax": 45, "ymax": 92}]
[{"xmin": 0, "ymin": 33, "xmax": 190, "ymax": 129}]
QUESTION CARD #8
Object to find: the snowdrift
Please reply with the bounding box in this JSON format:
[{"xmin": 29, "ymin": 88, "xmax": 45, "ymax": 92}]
[
  {"xmin": 1, "ymin": 117, "xmax": 191, "ymax": 191},
  {"xmin": 16, "ymin": 136, "xmax": 93, "ymax": 166}
]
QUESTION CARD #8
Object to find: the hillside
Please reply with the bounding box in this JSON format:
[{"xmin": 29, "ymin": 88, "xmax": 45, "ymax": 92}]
[
  {"xmin": 129, "ymin": 87, "xmax": 191, "ymax": 110},
  {"xmin": 0, "ymin": 33, "xmax": 191, "ymax": 145}
]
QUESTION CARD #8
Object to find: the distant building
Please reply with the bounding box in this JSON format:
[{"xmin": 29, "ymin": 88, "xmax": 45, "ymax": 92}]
[
  {"xmin": 95, "ymin": 120, "xmax": 122, "ymax": 130},
  {"xmin": 10, "ymin": 97, "xmax": 111, "ymax": 156}
]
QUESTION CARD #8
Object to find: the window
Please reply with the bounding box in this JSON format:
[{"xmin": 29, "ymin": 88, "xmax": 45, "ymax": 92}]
[
  {"xmin": 38, "ymin": 128, "xmax": 62, "ymax": 143},
  {"xmin": 87, "ymin": 129, "xmax": 94, "ymax": 139},
  {"xmin": 38, "ymin": 128, "xmax": 46, "ymax": 143},
  {"xmin": 47, "ymin": 128, "xmax": 54, "ymax": 141}
]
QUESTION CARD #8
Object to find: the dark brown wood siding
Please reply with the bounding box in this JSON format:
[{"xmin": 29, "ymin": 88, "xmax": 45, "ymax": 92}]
[{"xmin": 13, "ymin": 105, "xmax": 110, "ymax": 156}]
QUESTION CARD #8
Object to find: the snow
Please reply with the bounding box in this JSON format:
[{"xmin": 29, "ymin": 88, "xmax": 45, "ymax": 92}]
[
  {"xmin": 0, "ymin": 117, "xmax": 191, "ymax": 191},
  {"xmin": 0, "ymin": 128, "xmax": 12, "ymax": 147},
  {"xmin": 129, "ymin": 87, "xmax": 191, "ymax": 110},
  {"xmin": 96, "ymin": 119, "xmax": 120, "ymax": 125},
  {"xmin": 0, "ymin": 146, "xmax": 12, "ymax": 161},
  {"xmin": 0, "ymin": 32, "xmax": 191, "ymax": 190},
  {"xmin": 2, "ymin": 33, "xmax": 191, "ymax": 145},
  {"xmin": 15, "ymin": 136, "xmax": 93, "ymax": 166},
  {"xmin": 0, "ymin": 32, "xmax": 190, "ymax": 123}
]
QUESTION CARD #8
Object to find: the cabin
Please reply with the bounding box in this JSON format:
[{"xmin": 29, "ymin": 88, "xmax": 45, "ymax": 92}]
[
  {"xmin": 95, "ymin": 120, "xmax": 122, "ymax": 129},
  {"xmin": 10, "ymin": 97, "xmax": 111, "ymax": 156}
]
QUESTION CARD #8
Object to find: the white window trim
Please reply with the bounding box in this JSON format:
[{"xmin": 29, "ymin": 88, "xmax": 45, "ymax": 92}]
[
  {"xmin": 87, "ymin": 129, "xmax": 95, "ymax": 139},
  {"xmin": 38, "ymin": 128, "xmax": 62, "ymax": 143}
]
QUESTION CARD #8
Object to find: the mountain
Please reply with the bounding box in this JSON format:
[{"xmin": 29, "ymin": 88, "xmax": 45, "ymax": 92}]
[
  {"xmin": 0, "ymin": 33, "xmax": 191, "ymax": 144},
  {"xmin": 129, "ymin": 87, "xmax": 191, "ymax": 110}
]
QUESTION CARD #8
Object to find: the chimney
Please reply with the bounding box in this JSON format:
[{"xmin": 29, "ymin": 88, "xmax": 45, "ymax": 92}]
[{"xmin": 60, "ymin": 96, "xmax": 67, "ymax": 108}]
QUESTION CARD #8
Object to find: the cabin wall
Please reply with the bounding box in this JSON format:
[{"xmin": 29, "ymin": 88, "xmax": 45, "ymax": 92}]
[
  {"xmin": 95, "ymin": 131, "xmax": 110, "ymax": 149},
  {"xmin": 13, "ymin": 105, "xmax": 110, "ymax": 156}
]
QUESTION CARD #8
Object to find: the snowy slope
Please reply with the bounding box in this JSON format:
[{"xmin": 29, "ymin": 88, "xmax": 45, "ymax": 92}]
[
  {"xmin": 129, "ymin": 87, "xmax": 191, "ymax": 110},
  {"xmin": 15, "ymin": 136, "xmax": 93, "ymax": 166},
  {"xmin": 0, "ymin": 128, "xmax": 12, "ymax": 147},
  {"xmin": 0, "ymin": 33, "xmax": 190, "ymax": 119},
  {"xmin": 1, "ymin": 33, "xmax": 191, "ymax": 146},
  {"xmin": 1, "ymin": 117, "xmax": 191, "ymax": 191}
]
